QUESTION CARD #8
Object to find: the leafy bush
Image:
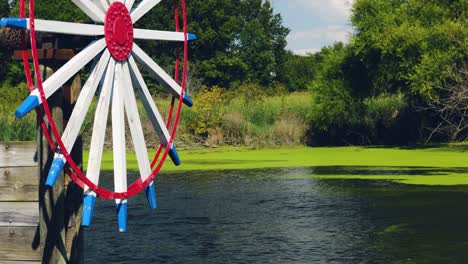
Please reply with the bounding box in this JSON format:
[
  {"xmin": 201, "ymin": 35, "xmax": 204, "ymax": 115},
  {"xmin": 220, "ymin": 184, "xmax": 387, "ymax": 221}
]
[
  {"xmin": 307, "ymin": 44, "xmax": 361, "ymax": 133},
  {"xmin": 186, "ymin": 86, "xmax": 225, "ymax": 137}
]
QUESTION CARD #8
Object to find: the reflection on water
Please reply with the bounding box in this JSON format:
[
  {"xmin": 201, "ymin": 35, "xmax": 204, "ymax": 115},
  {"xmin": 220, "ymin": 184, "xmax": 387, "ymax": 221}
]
[{"xmin": 84, "ymin": 168, "xmax": 468, "ymax": 264}]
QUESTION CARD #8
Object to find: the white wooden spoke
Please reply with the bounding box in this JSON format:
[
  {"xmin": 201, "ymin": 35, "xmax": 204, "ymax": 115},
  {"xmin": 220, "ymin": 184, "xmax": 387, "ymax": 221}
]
[
  {"xmin": 84, "ymin": 58, "xmax": 116, "ymax": 194},
  {"xmin": 31, "ymin": 38, "xmax": 106, "ymax": 103},
  {"xmin": 112, "ymin": 62, "xmax": 127, "ymax": 202},
  {"xmin": 121, "ymin": 62, "xmax": 152, "ymax": 181},
  {"xmin": 128, "ymin": 56, "xmax": 170, "ymax": 146},
  {"xmin": 132, "ymin": 43, "xmax": 184, "ymax": 100},
  {"xmin": 71, "ymin": 0, "xmax": 106, "ymax": 23},
  {"xmin": 134, "ymin": 28, "xmax": 191, "ymax": 42},
  {"xmin": 59, "ymin": 50, "xmax": 110, "ymax": 157},
  {"xmin": 95, "ymin": 0, "xmax": 110, "ymax": 12},
  {"xmin": 26, "ymin": 19, "xmax": 104, "ymax": 37},
  {"xmin": 131, "ymin": 0, "xmax": 161, "ymax": 24},
  {"xmin": 125, "ymin": 0, "xmax": 136, "ymax": 11}
]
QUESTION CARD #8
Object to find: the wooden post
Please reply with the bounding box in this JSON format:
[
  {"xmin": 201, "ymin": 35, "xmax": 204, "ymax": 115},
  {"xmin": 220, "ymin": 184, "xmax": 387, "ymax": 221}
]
[
  {"xmin": 38, "ymin": 65, "xmax": 83, "ymax": 264},
  {"xmin": 63, "ymin": 74, "xmax": 83, "ymax": 264}
]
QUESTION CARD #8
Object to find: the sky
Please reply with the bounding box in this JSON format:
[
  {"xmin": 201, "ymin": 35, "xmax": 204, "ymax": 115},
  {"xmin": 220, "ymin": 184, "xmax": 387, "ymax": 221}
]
[{"xmin": 270, "ymin": 0, "xmax": 355, "ymax": 55}]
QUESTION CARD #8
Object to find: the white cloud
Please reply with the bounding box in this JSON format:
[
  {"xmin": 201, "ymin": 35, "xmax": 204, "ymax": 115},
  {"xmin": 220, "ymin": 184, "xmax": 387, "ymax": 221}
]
[
  {"xmin": 287, "ymin": 26, "xmax": 351, "ymax": 55},
  {"xmin": 271, "ymin": 0, "xmax": 355, "ymax": 55},
  {"xmin": 281, "ymin": 0, "xmax": 355, "ymax": 23}
]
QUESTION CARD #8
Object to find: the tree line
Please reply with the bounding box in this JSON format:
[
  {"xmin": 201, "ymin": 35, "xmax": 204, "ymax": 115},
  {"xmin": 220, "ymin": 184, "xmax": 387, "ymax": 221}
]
[
  {"xmin": 0, "ymin": 0, "xmax": 466, "ymax": 145},
  {"xmin": 305, "ymin": 0, "xmax": 467, "ymax": 145}
]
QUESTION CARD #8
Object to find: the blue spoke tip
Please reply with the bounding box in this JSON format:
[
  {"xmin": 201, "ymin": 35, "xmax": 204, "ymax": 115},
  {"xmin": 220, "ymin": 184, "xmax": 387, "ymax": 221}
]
[
  {"xmin": 0, "ymin": 17, "xmax": 27, "ymax": 29},
  {"xmin": 15, "ymin": 95, "xmax": 39, "ymax": 118},
  {"xmin": 81, "ymin": 194, "xmax": 96, "ymax": 227},
  {"xmin": 145, "ymin": 183, "xmax": 157, "ymax": 209},
  {"xmin": 182, "ymin": 93, "xmax": 193, "ymax": 107},
  {"xmin": 116, "ymin": 202, "xmax": 128, "ymax": 232},
  {"xmin": 168, "ymin": 144, "xmax": 181, "ymax": 166},
  {"xmin": 45, "ymin": 157, "xmax": 65, "ymax": 187},
  {"xmin": 188, "ymin": 33, "xmax": 197, "ymax": 41}
]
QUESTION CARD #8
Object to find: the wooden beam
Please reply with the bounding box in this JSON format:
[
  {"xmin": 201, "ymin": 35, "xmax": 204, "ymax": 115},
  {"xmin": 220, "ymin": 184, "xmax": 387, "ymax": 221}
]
[{"xmin": 13, "ymin": 49, "xmax": 75, "ymax": 61}]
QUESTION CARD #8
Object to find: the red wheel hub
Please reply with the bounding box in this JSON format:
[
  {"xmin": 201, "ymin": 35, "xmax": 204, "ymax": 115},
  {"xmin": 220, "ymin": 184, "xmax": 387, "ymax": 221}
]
[{"xmin": 105, "ymin": 2, "xmax": 133, "ymax": 61}]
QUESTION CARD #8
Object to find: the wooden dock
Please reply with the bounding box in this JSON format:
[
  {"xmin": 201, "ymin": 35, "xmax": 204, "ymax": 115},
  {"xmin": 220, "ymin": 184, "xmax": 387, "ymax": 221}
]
[
  {"xmin": 0, "ymin": 141, "xmax": 40, "ymax": 263},
  {"xmin": 0, "ymin": 140, "xmax": 83, "ymax": 264}
]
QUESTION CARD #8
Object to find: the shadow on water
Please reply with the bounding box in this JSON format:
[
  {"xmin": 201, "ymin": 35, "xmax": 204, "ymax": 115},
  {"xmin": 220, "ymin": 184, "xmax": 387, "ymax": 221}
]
[
  {"xmin": 83, "ymin": 167, "xmax": 468, "ymax": 264},
  {"xmin": 307, "ymin": 166, "xmax": 468, "ymax": 176},
  {"xmin": 184, "ymin": 159, "xmax": 287, "ymax": 165},
  {"xmin": 365, "ymin": 144, "xmax": 468, "ymax": 153}
]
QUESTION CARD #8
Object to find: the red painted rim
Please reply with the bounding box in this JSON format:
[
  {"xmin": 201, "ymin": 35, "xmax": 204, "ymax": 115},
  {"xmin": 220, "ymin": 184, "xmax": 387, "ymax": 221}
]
[{"xmin": 20, "ymin": 0, "xmax": 189, "ymax": 200}]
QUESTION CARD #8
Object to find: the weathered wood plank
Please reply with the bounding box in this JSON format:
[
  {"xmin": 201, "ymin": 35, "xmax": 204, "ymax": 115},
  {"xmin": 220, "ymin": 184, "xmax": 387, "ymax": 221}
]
[
  {"xmin": 0, "ymin": 167, "xmax": 38, "ymax": 201},
  {"xmin": 0, "ymin": 142, "xmax": 37, "ymax": 168},
  {"xmin": 0, "ymin": 226, "xmax": 40, "ymax": 261},
  {"xmin": 0, "ymin": 202, "xmax": 38, "ymax": 227}
]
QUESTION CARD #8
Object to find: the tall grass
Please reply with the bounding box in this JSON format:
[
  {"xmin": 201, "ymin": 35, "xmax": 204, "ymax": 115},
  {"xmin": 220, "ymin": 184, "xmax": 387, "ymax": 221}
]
[
  {"xmin": 0, "ymin": 81, "xmax": 313, "ymax": 148},
  {"xmin": 221, "ymin": 93, "xmax": 311, "ymax": 146},
  {"xmin": 0, "ymin": 108, "xmax": 36, "ymax": 141},
  {"xmin": 0, "ymin": 83, "xmax": 36, "ymax": 141},
  {"xmin": 80, "ymin": 92, "xmax": 312, "ymax": 148}
]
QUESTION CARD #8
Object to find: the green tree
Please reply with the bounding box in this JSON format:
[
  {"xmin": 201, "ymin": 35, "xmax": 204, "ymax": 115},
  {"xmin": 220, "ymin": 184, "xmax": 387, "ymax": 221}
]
[
  {"xmin": 282, "ymin": 51, "xmax": 320, "ymax": 91},
  {"xmin": 351, "ymin": 0, "xmax": 467, "ymax": 99},
  {"xmin": 1, "ymin": 0, "xmax": 291, "ymax": 92},
  {"xmin": 350, "ymin": 0, "xmax": 467, "ymax": 141},
  {"xmin": 135, "ymin": 0, "xmax": 244, "ymax": 89},
  {"xmin": 236, "ymin": 0, "xmax": 290, "ymax": 86},
  {"xmin": 308, "ymin": 43, "xmax": 361, "ymax": 131},
  {"xmin": 307, "ymin": 0, "xmax": 467, "ymax": 145}
]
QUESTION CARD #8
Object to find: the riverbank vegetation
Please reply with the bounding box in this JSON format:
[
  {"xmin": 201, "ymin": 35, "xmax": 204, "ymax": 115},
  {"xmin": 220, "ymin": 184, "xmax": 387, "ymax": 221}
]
[{"xmin": 0, "ymin": 0, "xmax": 466, "ymax": 147}]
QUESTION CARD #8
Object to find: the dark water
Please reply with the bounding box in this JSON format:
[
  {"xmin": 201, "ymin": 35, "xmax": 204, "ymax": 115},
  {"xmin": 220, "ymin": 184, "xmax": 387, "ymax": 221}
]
[{"xmin": 83, "ymin": 167, "xmax": 468, "ymax": 264}]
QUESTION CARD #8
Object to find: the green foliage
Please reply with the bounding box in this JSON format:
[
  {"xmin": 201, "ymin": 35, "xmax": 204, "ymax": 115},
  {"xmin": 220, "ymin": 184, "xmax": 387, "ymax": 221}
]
[
  {"xmin": 1, "ymin": 0, "xmax": 291, "ymax": 93},
  {"xmin": 351, "ymin": 0, "xmax": 467, "ymax": 99},
  {"xmin": 363, "ymin": 93, "xmax": 408, "ymax": 129},
  {"xmin": 80, "ymin": 91, "xmax": 312, "ymax": 147},
  {"xmin": 228, "ymin": 82, "xmax": 267, "ymax": 105},
  {"xmin": 223, "ymin": 92, "xmax": 311, "ymax": 145},
  {"xmin": 308, "ymin": 43, "xmax": 360, "ymax": 131},
  {"xmin": 0, "ymin": 0, "xmax": 8, "ymax": 16},
  {"xmin": 186, "ymin": 86, "xmax": 225, "ymax": 136},
  {"xmin": 130, "ymin": 0, "xmax": 289, "ymax": 90},
  {"xmin": 236, "ymin": 0, "xmax": 290, "ymax": 86},
  {"xmin": 304, "ymin": 0, "xmax": 466, "ymax": 145},
  {"xmin": 0, "ymin": 83, "xmax": 36, "ymax": 141},
  {"xmin": 281, "ymin": 51, "xmax": 319, "ymax": 91},
  {"xmin": 9, "ymin": 0, "xmax": 87, "ymax": 21}
]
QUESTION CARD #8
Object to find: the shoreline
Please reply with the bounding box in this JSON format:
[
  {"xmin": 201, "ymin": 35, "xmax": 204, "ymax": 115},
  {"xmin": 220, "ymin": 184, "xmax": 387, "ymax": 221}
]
[{"xmin": 84, "ymin": 144, "xmax": 468, "ymax": 186}]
